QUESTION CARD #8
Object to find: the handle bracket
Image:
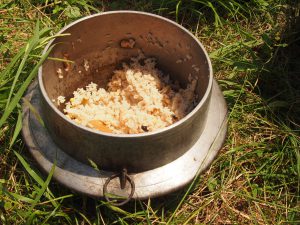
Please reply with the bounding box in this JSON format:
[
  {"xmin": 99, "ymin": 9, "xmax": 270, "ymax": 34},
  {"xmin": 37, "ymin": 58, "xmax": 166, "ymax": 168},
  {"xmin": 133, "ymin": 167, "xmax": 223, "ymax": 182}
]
[{"xmin": 103, "ymin": 168, "xmax": 135, "ymax": 206}]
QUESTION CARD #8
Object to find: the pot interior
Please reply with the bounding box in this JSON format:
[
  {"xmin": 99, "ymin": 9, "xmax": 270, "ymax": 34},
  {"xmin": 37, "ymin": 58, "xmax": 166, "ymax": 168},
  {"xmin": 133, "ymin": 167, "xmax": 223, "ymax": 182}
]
[{"xmin": 41, "ymin": 12, "xmax": 211, "ymax": 116}]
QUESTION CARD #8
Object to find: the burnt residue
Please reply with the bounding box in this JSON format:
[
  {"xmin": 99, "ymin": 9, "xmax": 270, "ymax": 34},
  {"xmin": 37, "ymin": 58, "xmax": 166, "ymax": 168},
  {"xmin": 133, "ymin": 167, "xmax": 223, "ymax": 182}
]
[
  {"xmin": 141, "ymin": 125, "xmax": 148, "ymax": 132},
  {"xmin": 172, "ymin": 114, "xmax": 178, "ymax": 121}
]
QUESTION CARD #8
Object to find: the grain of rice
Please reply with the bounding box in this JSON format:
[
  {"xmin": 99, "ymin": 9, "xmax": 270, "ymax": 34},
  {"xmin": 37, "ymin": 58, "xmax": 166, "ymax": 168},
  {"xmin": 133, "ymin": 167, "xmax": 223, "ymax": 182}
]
[
  {"xmin": 84, "ymin": 59, "xmax": 89, "ymax": 71},
  {"xmin": 57, "ymin": 96, "xmax": 65, "ymax": 106}
]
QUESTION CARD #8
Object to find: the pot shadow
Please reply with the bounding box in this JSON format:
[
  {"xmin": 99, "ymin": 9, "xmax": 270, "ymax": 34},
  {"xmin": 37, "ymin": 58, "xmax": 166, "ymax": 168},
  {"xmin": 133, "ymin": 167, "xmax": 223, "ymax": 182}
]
[
  {"xmin": 51, "ymin": 175, "xmax": 205, "ymax": 222},
  {"xmin": 254, "ymin": 6, "xmax": 300, "ymax": 131}
]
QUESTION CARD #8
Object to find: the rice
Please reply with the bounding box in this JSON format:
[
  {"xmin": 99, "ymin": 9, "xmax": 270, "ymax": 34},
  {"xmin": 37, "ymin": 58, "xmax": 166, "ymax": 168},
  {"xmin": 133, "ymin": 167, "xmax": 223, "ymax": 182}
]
[
  {"xmin": 63, "ymin": 55, "xmax": 197, "ymax": 134},
  {"xmin": 57, "ymin": 96, "xmax": 65, "ymax": 106}
]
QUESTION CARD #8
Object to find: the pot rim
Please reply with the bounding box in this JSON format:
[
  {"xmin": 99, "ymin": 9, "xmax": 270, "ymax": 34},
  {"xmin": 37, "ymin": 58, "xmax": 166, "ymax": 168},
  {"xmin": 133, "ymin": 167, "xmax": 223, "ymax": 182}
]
[{"xmin": 38, "ymin": 10, "xmax": 213, "ymax": 138}]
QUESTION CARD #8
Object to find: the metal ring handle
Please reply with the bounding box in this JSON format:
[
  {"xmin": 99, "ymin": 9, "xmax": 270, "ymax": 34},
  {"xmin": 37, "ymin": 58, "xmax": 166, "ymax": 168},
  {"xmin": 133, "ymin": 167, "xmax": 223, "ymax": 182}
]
[{"xmin": 103, "ymin": 173, "xmax": 135, "ymax": 206}]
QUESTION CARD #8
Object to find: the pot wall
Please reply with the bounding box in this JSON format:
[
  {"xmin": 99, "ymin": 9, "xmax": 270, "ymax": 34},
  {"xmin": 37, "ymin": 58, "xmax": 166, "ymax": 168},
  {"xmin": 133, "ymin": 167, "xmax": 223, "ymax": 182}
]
[{"xmin": 39, "ymin": 11, "xmax": 213, "ymax": 172}]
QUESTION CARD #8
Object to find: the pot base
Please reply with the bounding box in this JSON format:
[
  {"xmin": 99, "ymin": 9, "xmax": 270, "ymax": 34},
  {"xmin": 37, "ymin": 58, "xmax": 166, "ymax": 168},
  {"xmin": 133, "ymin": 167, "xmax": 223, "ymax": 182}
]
[{"xmin": 22, "ymin": 79, "xmax": 227, "ymax": 200}]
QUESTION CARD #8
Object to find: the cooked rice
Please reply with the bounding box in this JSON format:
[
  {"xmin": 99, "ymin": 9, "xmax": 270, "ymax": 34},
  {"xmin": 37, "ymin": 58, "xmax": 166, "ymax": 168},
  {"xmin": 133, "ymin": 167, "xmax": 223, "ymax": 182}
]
[
  {"xmin": 57, "ymin": 96, "xmax": 65, "ymax": 106},
  {"xmin": 63, "ymin": 55, "xmax": 197, "ymax": 134},
  {"xmin": 56, "ymin": 68, "xmax": 63, "ymax": 79}
]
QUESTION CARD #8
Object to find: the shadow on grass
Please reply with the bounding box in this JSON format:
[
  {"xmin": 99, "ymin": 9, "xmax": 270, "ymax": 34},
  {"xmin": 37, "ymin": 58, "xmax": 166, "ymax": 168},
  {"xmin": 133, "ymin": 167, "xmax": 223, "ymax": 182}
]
[
  {"xmin": 256, "ymin": 2, "xmax": 300, "ymax": 131},
  {"xmin": 40, "ymin": 174, "xmax": 205, "ymax": 223}
]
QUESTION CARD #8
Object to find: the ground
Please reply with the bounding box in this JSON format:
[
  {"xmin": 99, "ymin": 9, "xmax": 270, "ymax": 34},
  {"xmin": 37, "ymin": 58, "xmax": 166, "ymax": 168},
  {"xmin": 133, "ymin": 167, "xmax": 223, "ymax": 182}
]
[{"xmin": 0, "ymin": 0, "xmax": 299, "ymax": 224}]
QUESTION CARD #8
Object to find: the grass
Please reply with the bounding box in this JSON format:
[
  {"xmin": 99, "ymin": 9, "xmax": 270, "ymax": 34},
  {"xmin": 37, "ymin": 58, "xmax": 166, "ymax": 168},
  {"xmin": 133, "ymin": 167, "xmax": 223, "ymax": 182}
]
[{"xmin": 0, "ymin": 0, "xmax": 299, "ymax": 224}]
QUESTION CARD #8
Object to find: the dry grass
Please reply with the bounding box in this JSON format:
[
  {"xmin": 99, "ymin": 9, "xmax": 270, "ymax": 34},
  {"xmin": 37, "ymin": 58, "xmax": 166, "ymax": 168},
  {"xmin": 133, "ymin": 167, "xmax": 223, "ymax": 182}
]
[{"xmin": 0, "ymin": 0, "xmax": 299, "ymax": 224}]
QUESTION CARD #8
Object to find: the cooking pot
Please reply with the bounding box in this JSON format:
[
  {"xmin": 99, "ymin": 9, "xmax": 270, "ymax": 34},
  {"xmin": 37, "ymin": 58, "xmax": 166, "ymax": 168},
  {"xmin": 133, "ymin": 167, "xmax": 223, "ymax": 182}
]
[{"xmin": 22, "ymin": 11, "xmax": 227, "ymax": 204}]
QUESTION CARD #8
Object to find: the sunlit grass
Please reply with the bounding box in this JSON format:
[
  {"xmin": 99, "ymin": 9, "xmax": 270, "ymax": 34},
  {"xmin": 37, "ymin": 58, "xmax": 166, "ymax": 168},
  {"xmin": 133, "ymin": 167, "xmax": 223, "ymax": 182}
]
[{"xmin": 0, "ymin": 0, "xmax": 299, "ymax": 224}]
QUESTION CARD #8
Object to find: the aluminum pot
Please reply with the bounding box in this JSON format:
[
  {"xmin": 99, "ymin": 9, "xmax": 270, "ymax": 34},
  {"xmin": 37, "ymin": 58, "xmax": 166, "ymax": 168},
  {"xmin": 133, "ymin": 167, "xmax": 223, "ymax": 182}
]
[{"xmin": 38, "ymin": 11, "xmax": 212, "ymax": 173}]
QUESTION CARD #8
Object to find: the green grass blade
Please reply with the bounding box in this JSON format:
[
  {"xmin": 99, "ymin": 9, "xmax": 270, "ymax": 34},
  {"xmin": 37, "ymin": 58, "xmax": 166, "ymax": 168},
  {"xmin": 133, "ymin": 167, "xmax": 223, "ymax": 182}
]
[
  {"xmin": 25, "ymin": 163, "xmax": 56, "ymax": 223},
  {"xmin": 9, "ymin": 109, "xmax": 22, "ymax": 148},
  {"xmin": 23, "ymin": 97, "xmax": 45, "ymax": 127},
  {"xmin": 14, "ymin": 151, "xmax": 44, "ymax": 186},
  {"xmin": 182, "ymin": 199, "xmax": 213, "ymax": 225},
  {"xmin": 5, "ymin": 21, "xmax": 41, "ymax": 111},
  {"xmin": 0, "ymin": 45, "xmax": 53, "ymax": 128},
  {"xmin": 175, "ymin": 0, "xmax": 182, "ymax": 23},
  {"xmin": 15, "ymin": 147, "xmax": 61, "ymax": 209},
  {"xmin": 0, "ymin": 47, "xmax": 25, "ymax": 81},
  {"xmin": 40, "ymin": 203, "xmax": 61, "ymax": 225},
  {"xmin": 1, "ymin": 183, "xmax": 35, "ymax": 204},
  {"xmin": 138, "ymin": 200, "xmax": 152, "ymax": 225},
  {"xmin": 0, "ymin": 77, "xmax": 14, "ymax": 90},
  {"xmin": 77, "ymin": 212, "xmax": 93, "ymax": 225},
  {"xmin": 207, "ymin": 1, "xmax": 222, "ymax": 27},
  {"xmin": 209, "ymin": 40, "xmax": 262, "ymax": 59}
]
